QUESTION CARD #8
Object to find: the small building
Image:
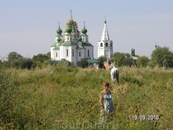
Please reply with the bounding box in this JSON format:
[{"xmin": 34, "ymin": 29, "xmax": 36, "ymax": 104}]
[{"xmin": 87, "ymin": 58, "xmax": 100, "ymax": 69}]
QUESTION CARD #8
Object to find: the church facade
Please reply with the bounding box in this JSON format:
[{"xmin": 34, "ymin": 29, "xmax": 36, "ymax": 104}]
[{"xmin": 50, "ymin": 15, "xmax": 94, "ymax": 66}]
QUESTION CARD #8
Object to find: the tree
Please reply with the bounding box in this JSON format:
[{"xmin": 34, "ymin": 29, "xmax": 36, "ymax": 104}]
[
  {"xmin": 112, "ymin": 52, "xmax": 133, "ymax": 67},
  {"xmin": 11, "ymin": 58, "xmax": 35, "ymax": 69},
  {"xmin": 136, "ymin": 56, "xmax": 149, "ymax": 67},
  {"xmin": 58, "ymin": 59, "xmax": 73, "ymax": 66},
  {"xmin": 32, "ymin": 53, "xmax": 50, "ymax": 63},
  {"xmin": 77, "ymin": 58, "xmax": 88, "ymax": 68},
  {"xmin": 149, "ymin": 46, "xmax": 173, "ymax": 68},
  {"xmin": 8, "ymin": 52, "xmax": 23, "ymax": 62},
  {"xmin": 98, "ymin": 56, "xmax": 107, "ymax": 68},
  {"xmin": 46, "ymin": 52, "xmax": 51, "ymax": 59}
]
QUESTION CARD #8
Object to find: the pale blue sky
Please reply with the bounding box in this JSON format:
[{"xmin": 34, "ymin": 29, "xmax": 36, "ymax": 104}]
[{"xmin": 1, "ymin": 0, "xmax": 173, "ymax": 59}]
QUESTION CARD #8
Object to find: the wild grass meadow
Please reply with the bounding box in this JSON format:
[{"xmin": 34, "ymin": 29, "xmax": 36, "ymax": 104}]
[{"xmin": 1, "ymin": 65, "xmax": 173, "ymax": 130}]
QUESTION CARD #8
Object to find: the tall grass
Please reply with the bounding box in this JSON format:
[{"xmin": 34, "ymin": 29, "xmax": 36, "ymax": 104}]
[{"xmin": 0, "ymin": 65, "xmax": 173, "ymax": 129}]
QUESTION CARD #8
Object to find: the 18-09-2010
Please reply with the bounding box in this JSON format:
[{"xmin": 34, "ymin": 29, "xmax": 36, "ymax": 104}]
[{"xmin": 132, "ymin": 115, "xmax": 159, "ymax": 120}]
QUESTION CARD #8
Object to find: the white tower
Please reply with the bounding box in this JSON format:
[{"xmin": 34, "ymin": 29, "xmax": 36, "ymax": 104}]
[{"xmin": 98, "ymin": 20, "xmax": 113, "ymax": 58}]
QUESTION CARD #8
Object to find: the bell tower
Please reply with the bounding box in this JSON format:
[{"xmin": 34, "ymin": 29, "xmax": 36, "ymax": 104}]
[{"xmin": 98, "ymin": 19, "xmax": 113, "ymax": 58}]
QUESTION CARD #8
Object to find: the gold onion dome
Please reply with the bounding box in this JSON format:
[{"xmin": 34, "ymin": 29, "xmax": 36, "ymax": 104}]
[{"xmin": 66, "ymin": 18, "xmax": 78, "ymax": 32}]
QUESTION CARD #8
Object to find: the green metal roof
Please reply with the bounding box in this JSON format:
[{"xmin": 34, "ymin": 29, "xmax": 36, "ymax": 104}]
[
  {"xmin": 61, "ymin": 41, "xmax": 76, "ymax": 46},
  {"xmin": 87, "ymin": 59, "xmax": 100, "ymax": 63},
  {"xmin": 77, "ymin": 45, "xmax": 85, "ymax": 49},
  {"xmin": 50, "ymin": 60, "xmax": 60, "ymax": 64},
  {"xmin": 81, "ymin": 34, "xmax": 88, "ymax": 36},
  {"xmin": 53, "ymin": 47, "xmax": 59, "ymax": 50},
  {"xmin": 82, "ymin": 42, "xmax": 93, "ymax": 46},
  {"xmin": 56, "ymin": 34, "xmax": 62, "ymax": 37},
  {"xmin": 51, "ymin": 43, "xmax": 57, "ymax": 47},
  {"xmin": 109, "ymin": 57, "xmax": 114, "ymax": 61}
]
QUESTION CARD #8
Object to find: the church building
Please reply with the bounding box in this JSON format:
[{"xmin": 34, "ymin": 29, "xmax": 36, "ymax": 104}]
[
  {"xmin": 98, "ymin": 20, "xmax": 113, "ymax": 58},
  {"xmin": 50, "ymin": 13, "xmax": 94, "ymax": 66}
]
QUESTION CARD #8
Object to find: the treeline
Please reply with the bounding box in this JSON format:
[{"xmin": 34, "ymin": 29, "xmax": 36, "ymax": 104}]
[
  {"xmin": 0, "ymin": 46, "xmax": 173, "ymax": 69},
  {"xmin": 0, "ymin": 52, "xmax": 51, "ymax": 69},
  {"xmin": 100, "ymin": 46, "xmax": 173, "ymax": 68}
]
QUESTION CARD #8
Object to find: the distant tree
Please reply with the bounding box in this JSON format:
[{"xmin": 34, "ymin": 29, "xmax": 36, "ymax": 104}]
[
  {"xmin": 77, "ymin": 58, "xmax": 88, "ymax": 68},
  {"xmin": 46, "ymin": 52, "xmax": 51, "ymax": 59},
  {"xmin": 58, "ymin": 59, "xmax": 73, "ymax": 66},
  {"xmin": 32, "ymin": 53, "xmax": 50, "ymax": 62},
  {"xmin": 112, "ymin": 52, "xmax": 133, "ymax": 67},
  {"xmin": 131, "ymin": 48, "xmax": 135, "ymax": 56},
  {"xmin": 98, "ymin": 56, "xmax": 107, "ymax": 68},
  {"xmin": 21, "ymin": 58, "xmax": 35, "ymax": 69},
  {"xmin": 136, "ymin": 56, "xmax": 149, "ymax": 67},
  {"xmin": 11, "ymin": 58, "xmax": 35, "ymax": 69},
  {"xmin": 124, "ymin": 54, "xmax": 133, "ymax": 66},
  {"xmin": 112, "ymin": 52, "xmax": 124, "ymax": 67},
  {"xmin": 8, "ymin": 52, "xmax": 23, "ymax": 62},
  {"xmin": 149, "ymin": 46, "xmax": 173, "ymax": 68}
]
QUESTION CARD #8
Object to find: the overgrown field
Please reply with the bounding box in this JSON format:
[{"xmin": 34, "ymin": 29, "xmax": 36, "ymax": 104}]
[{"xmin": 1, "ymin": 65, "xmax": 173, "ymax": 130}]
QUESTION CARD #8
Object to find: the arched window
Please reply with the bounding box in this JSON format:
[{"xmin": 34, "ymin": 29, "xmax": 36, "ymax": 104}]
[
  {"xmin": 72, "ymin": 49, "xmax": 74, "ymax": 56},
  {"xmin": 100, "ymin": 43, "xmax": 103, "ymax": 47},
  {"xmin": 66, "ymin": 49, "xmax": 68, "ymax": 57},
  {"xmin": 56, "ymin": 52, "xmax": 58, "ymax": 57},
  {"xmin": 88, "ymin": 50, "xmax": 89, "ymax": 57},
  {"xmin": 79, "ymin": 52, "xmax": 81, "ymax": 57},
  {"xmin": 105, "ymin": 43, "xmax": 108, "ymax": 47},
  {"xmin": 110, "ymin": 43, "xmax": 112, "ymax": 47}
]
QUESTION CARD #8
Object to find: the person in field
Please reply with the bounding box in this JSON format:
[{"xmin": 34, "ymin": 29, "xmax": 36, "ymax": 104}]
[{"xmin": 99, "ymin": 82, "xmax": 114, "ymax": 125}]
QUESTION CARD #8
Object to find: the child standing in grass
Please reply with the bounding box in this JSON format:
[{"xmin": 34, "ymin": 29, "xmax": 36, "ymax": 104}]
[{"xmin": 99, "ymin": 82, "xmax": 114, "ymax": 126}]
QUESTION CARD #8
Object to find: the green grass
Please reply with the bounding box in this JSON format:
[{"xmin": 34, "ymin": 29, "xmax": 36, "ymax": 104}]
[{"xmin": 0, "ymin": 65, "xmax": 173, "ymax": 129}]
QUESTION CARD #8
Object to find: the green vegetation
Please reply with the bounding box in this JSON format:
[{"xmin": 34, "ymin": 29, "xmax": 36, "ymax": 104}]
[
  {"xmin": 112, "ymin": 52, "xmax": 133, "ymax": 67},
  {"xmin": 149, "ymin": 46, "xmax": 173, "ymax": 68},
  {"xmin": 1, "ymin": 65, "xmax": 173, "ymax": 129},
  {"xmin": 77, "ymin": 58, "xmax": 88, "ymax": 68}
]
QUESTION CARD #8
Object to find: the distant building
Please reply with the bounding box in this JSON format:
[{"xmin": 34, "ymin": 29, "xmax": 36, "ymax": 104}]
[
  {"xmin": 50, "ymin": 13, "xmax": 94, "ymax": 66},
  {"xmin": 98, "ymin": 20, "xmax": 113, "ymax": 58}
]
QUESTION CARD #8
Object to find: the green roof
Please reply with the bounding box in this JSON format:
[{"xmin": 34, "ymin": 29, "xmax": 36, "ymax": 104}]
[
  {"xmin": 82, "ymin": 42, "xmax": 93, "ymax": 46},
  {"xmin": 77, "ymin": 45, "xmax": 85, "ymax": 49},
  {"xmin": 81, "ymin": 34, "xmax": 88, "ymax": 36},
  {"xmin": 87, "ymin": 59, "xmax": 100, "ymax": 63},
  {"xmin": 56, "ymin": 34, "xmax": 62, "ymax": 37},
  {"xmin": 61, "ymin": 41, "xmax": 76, "ymax": 46},
  {"xmin": 66, "ymin": 33, "xmax": 72, "ymax": 36},
  {"xmin": 51, "ymin": 43, "xmax": 57, "ymax": 47},
  {"xmin": 53, "ymin": 47, "xmax": 59, "ymax": 50},
  {"xmin": 50, "ymin": 60, "xmax": 60, "ymax": 64},
  {"xmin": 109, "ymin": 57, "xmax": 114, "ymax": 61}
]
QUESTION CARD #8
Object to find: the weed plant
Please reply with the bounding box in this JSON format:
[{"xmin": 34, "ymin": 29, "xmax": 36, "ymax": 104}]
[{"xmin": 0, "ymin": 65, "xmax": 173, "ymax": 129}]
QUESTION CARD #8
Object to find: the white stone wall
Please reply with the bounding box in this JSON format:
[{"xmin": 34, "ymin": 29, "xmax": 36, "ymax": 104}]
[
  {"xmin": 85, "ymin": 46, "xmax": 93, "ymax": 58},
  {"xmin": 98, "ymin": 41, "xmax": 113, "ymax": 58}
]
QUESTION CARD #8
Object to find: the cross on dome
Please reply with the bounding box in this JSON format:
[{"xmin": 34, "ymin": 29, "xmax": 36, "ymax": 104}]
[
  {"xmin": 70, "ymin": 10, "xmax": 73, "ymax": 19},
  {"xmin": 83, "ymin": 21, "xmax": 85, "ymax": 27},
  {"xmin": 58, "ymin": 21, "xmax": 60, "ymax": 27},
  {"xmin": 105, "ymin": 16, "xmax": 107, "ymax": 23}
]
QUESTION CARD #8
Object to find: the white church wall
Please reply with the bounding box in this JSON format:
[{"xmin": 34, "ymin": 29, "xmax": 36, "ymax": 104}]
[
  {"xmin": 50, "ymin": 47, "xmax": 54, "ymax": 59},
  {"xmin": 72, "ymin": 47, "xmax": 77, "ymax": 65},
  {"xmin": 85, "ymin": 46, "xmax": 93, "ymax": 58}
]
